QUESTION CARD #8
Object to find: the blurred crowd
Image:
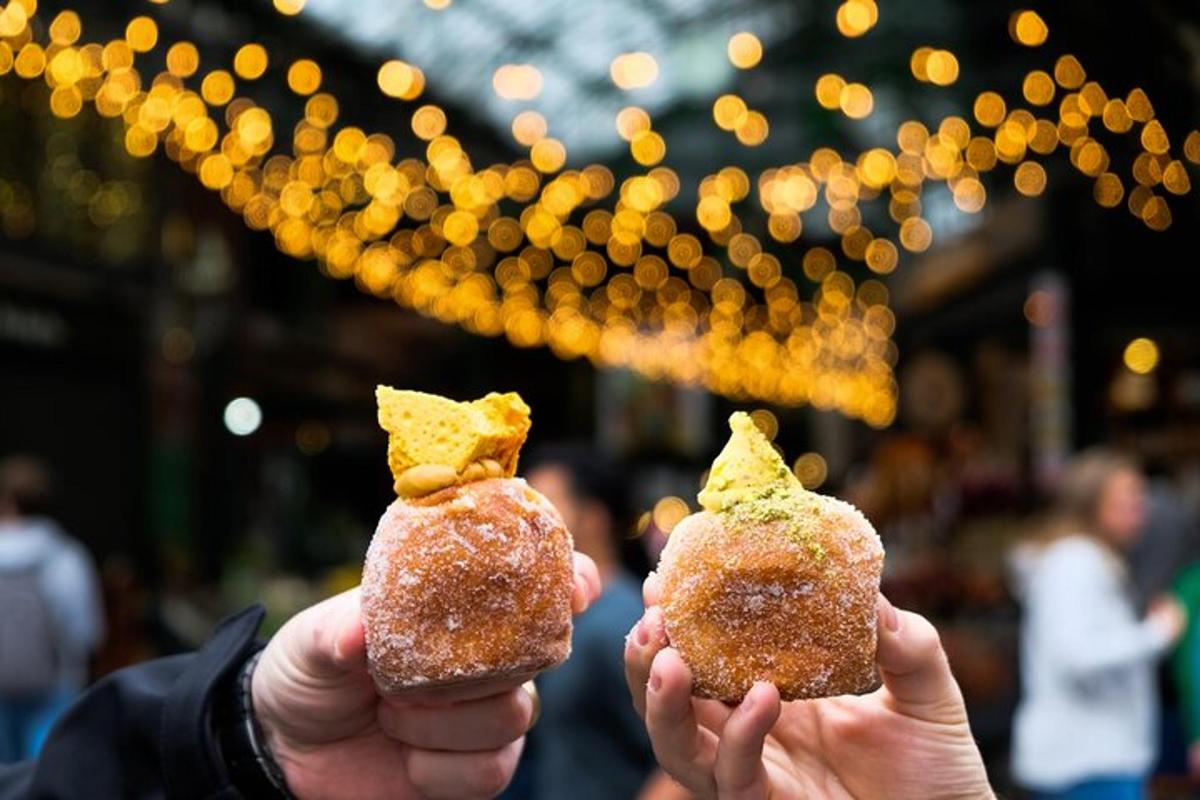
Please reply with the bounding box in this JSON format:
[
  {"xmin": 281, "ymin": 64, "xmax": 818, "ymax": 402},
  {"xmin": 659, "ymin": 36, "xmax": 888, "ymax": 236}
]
[{"xmin": 3, "ymin": 432, "xmax": 1200, "ymax": 799}]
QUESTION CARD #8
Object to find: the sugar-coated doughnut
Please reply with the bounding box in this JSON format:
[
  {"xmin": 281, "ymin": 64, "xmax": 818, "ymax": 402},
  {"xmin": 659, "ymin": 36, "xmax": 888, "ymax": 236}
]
[
  {"xmin": 362, "ymin": 477, "xmax": 573, "ymax": 693},
  {"xmin": 658, "ymin": 495, "xmax": 883, "ymax": 701},
  {"xmin": 657, "ymin": 412, "xmax": 884, "ymax": 701}
]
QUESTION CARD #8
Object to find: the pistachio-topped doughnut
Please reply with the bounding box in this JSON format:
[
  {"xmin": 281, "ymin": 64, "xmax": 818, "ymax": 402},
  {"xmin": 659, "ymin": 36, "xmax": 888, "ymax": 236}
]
[{"xmin": 657, "ymin": 412, "xmax": 884, "ymax": 701}]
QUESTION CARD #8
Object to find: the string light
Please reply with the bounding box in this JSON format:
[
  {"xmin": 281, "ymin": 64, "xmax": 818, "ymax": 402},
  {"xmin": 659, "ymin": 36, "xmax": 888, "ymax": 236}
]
[
  {"xmin": 727, "ymin": 32, "xmax": 762, "ymax": 69},
  {"xmin": 1009, "ymin": 10, "xmax": 1048, "ymax": 47},
  {"xmin": 838, "ymin": 82, "xmax": 874, "ymax": 118},
  {"xmin": 836, "ymin": 0, "xmax": 878, "ymax": 38},
  {"xmin": 492, "ymin": 64, "xmax": 542, "ymax": 100},
  {"xmin": 511, "ymin": 110, "xmax": 548, "ymax": 145},
  {"xmin": 793, "ymin": 452, "xmax": 828, "ymax": 489},
  {"xmin": 925, "ymin": 50, "xmax": 960, "ymax": 85},
  {"xmin": 1123, "ymin": 338, "xmax": 1159, "ymax": 374},
  {"xmin": 610, "ymin": 52, "xmax": 658, "ymax": 89},
  {"xmin": 6, "ymin": 1, "xmax": 1193, "ymax": 425},
  {"xmin": 713, "ymin": 94, "xmax": 748, "ymax": 130},
  {"xmin": 233, "ymin": 44, "xmax": 268, "ymax": 80},
  {"xmin": 652, "ymin": 496, "xmax": 690, "ymax": 532},
  {"xmin": 273, "ymin": 0, "xmax": 305, "ymax": 16}
]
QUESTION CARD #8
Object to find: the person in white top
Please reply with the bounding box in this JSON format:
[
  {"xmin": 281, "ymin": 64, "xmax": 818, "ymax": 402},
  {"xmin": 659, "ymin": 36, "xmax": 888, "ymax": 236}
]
[
  {"xmin": 0, "ymin": 455, "xmax": 105, "ymax": 763},
  {"xmin": 1011, "ymin": 449, "xmax": 1186, "ymax": 799}
]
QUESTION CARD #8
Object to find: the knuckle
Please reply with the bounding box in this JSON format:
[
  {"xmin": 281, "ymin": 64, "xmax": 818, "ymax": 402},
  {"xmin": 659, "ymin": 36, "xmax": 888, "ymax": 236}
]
[
  {"xmin": 376, "ymin": 702, "xmax": 409, "ymax": 741},
  {"xmin": 646, "ymin": 691, "xmax": 688, "ymax": 729},
  {"xmin": 468, "ymin": 749, "xmax": 514, "ymax": 797},
  {"xmin": 303, "ymin": 618, "xmax": 341, "ymax": 671},
  {"xmin": 716, "ymin": 771, "xmax": 754, "ymax": 795},
  {"xmin": 307, "ymin": 620, "xmax": 327, "ymax": 658},
  {"xmin": 495, "ymin": 691, "xmax": 531, "ymax": 739},
  {"xmin": 646, "ymin": 701, "xmax": 678, "ymax": 731},
  {"xmin": 403, "ymin": 748, "xmax": 433, "ymax": 791}
]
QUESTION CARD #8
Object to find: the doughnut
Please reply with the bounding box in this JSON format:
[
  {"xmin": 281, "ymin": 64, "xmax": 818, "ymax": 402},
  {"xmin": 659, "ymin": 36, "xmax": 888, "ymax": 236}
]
[
  {"xmin": 361, "ymin": 387, "xmax": 574, "ymax": 693},
  {"xmin": 362, "ymin": 477, "xmax": 573, "ymax": 692},
  {"xmin": 657, "ymin": 412, "xmax": 884, "ymax": 701}
]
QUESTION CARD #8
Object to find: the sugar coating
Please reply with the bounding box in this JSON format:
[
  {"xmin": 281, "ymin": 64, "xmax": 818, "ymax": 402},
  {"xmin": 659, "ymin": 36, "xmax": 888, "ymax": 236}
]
[
  {"xmin": 658, "ymin": 492, "xmax": 884, "ymax": 702},
  {"xmin": 362, "ymin": 477, "xmax": 574, "ymax": 693}
]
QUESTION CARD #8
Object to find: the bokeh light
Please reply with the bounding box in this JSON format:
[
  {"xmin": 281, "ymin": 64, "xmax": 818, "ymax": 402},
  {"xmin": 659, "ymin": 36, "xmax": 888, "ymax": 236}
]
[
  {"xmin": 492, "ymin": 64, "xmax": 543, "ymax": 100},
  {"xmin": 610, "ymin": 52, "xmax": 658, "ymax": 90},
  {"xmin": 1123, "ymin": 338, "xmax": 1159, "ymax": 374},
  {"xmin": 224, "ymin": 397, "xmax": 263, "ymax": 436},
  {"xmin": 836, "ymin": 0, "xmax": 878, "ymax": 38},
  {"xmin": 1009, "ymin": 10, "xmax": 1048, "ymax": 46},
  {"xmin": 9, "ymin": 0, "xmax": 1177, "ymax": 422},
  {"xmin": 652, "ymin": 496, "xmax": 690, "ymax": 533},
  {"xmin": 727, "ymin": 32, "xmax": 763, "ymax": 69},
  {"xmin": 273, "ymin": 0, "xmax": 306, "ymax": 15},
  {"xmin": 749, "ymin": 408, "xmax": 779, "ymax": 440},
  {"xmin": 793, "ymin": 452, "xmax": 828, "ymax": 489}
]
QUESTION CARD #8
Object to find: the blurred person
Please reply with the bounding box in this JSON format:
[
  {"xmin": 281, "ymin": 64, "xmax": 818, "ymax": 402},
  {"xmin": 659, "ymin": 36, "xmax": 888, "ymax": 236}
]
[
  {"xmin": 1126, "ymin": 468, "xmax": 1200, "ymax": 779},
  {"xmin": 0, "ymin": 456, "xmax": 104, "ymax": 763},
  {"xmin": 0, "ymin": 560, "xmax": 602, "ymax": 798},
  {"xmin": 524, "ymin": 444, "xmax": 658, "ymax": 800},
  {"xmin": 1010, "ymin": 449, "xmax": 1186, "ymax": 799},
  {"xmin": 625, "ymin": 576, "xmax": 995, "ymax": 799},
  {"xmin": 1128, "ymin": 469, "xmax": 1200, "ymax": 611}
]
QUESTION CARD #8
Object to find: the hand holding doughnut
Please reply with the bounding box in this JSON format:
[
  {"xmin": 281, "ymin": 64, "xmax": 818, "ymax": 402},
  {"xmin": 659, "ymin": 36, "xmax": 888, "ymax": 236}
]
[
  {"xmin": 252, "ymin": 561, "xmax": 599, "ymax": 800},
  {"xmin": 624, "ymin": 575, "xmax": 994, "ymax": 800}
]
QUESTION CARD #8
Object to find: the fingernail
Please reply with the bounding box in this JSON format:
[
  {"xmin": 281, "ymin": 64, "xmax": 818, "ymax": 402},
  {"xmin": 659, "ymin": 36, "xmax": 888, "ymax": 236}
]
[
  {"xmin": 635, "ymin": 621, "xmax": 648, "ymax": 647},
  {"xmin": 880, "ymin": 595, "xmax": 900, "ymax": 632},
  {"xmin": 741, "ymin": 691, "xmax": 756, "ymax": 713},
  {"xmin": 649, "ymin": 669, "xmax": 662, "ymax": 693}
]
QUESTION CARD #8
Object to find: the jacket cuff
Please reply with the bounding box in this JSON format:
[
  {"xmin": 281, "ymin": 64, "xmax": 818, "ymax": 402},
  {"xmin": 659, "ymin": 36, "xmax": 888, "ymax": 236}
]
[{"xmin": 160, "ymin": 605, "xmax": 266, "ymax": 800}]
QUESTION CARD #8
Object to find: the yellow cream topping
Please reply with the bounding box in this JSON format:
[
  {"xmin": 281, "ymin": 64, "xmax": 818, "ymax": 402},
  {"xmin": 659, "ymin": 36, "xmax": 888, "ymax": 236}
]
[
  {"xmin": 376, "ymin": 387, "xmax": 531, "ymax": 492},
  {"xmin": 698, "ymin": 411, "xmax": 802, "ymax": 513},
  {"xmin": 697, "ymin": 412, "xmax": 826, "ymax": 559}
]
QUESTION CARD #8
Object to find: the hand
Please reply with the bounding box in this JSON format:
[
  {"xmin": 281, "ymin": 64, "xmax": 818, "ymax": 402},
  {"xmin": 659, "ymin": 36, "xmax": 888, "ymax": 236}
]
[
  {"xmin": 638, "ymin": 769, "xmax": 696, "ymax": 800},
  {"xmin": 1147, "ymin": 595, "xmax": 1186, "ymax": 645},
  {"xmin": 252, "ymin": 553, "xmax": 602, "ymax": 800},
  {"xmin": 625, "ymin": 574, "xmax": 993, "ymax": 800}
]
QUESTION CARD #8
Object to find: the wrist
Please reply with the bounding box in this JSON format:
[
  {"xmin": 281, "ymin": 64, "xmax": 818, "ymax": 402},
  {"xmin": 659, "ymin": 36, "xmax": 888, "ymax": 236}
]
[
  {"xmin": 251, "ymin": 647, "xmax": 316, "ymax": 798},
  {"xmin": 216, "ymin": 649, "xmax": 295, "ymax": 798}
]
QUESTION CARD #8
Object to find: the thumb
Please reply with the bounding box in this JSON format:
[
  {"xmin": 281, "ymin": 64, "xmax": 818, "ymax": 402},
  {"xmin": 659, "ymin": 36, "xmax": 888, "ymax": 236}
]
[
  {"xmin": 874, "ymin": 594, "xmax": 967, "ymax": 725},
  {"xmin": 284, "ymin": 586, "xmax": 368, "ymax": 679}
]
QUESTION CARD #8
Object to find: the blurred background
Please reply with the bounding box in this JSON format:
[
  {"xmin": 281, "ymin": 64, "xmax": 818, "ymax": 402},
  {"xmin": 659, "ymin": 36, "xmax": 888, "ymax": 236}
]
[{"xmin": 2, "ymin": 0, "xmax": 1200, "ymax": 795}]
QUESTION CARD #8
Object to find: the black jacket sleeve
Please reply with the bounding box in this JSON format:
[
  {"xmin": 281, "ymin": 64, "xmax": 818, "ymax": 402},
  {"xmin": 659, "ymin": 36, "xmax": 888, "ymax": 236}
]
[{"xmin": 0, "ymin": 605, "xmax": 266, "ymax": 800}]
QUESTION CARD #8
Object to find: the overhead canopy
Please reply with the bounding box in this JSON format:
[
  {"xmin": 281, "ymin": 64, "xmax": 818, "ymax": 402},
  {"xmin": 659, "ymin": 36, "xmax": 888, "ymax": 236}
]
[{"xmin": 301, "ymin": 0, "xmax": 803, "ymax": 160}]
